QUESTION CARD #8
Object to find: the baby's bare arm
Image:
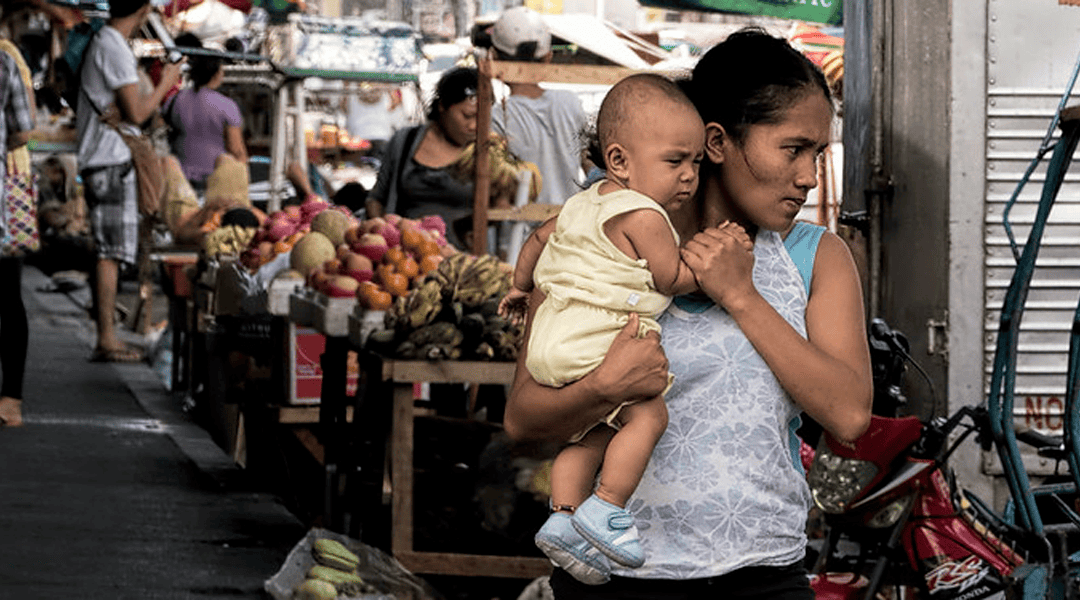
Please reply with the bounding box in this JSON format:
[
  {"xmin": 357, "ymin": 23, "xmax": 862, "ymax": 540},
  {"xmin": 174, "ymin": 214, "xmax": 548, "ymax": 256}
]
[
  {"xmin": 511, "ymin": 217, "xmax": 558, "ymax": 293},
  {"xmin": 607, "ymin": 209, "xmax": 698, "ymax": 296}
]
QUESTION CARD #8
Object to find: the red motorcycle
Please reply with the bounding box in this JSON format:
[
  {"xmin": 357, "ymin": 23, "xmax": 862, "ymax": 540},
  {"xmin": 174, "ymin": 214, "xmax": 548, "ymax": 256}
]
[{"xmin": 805, "ymin": 320, "xmax": 1062, "ymax": 600}]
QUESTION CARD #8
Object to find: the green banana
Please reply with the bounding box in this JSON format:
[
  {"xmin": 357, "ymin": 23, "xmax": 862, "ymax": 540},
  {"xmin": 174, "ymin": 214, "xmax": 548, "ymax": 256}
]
[
  {"xmin": 308, "ymin": 564, "xmax": 365, "ymax": 585},
  {"xmin": 295, "ymin": 578, "xmax": 338, "ymax": 600},
  {"xmin": 311, "ymin": 538, "xmax": 359, "ymax": 571}
]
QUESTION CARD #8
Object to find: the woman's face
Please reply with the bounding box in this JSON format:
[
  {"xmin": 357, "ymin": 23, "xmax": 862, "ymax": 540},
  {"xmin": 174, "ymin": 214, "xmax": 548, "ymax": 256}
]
[
  {"xmin": 712, "ymin": 91, "xmax": 832, "ymax": 232},
  {"xmin": 438, "ymin": 96, "xmax": 478, "ymax": 147}
]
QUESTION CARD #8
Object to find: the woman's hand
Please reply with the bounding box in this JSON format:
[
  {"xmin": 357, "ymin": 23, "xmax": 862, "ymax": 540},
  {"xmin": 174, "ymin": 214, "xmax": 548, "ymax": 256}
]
[
  {"xmin": 504, "ymin": 301, "xmax": 669, "ymax": 441},
  {"xmin": 681, "ymin": 221, "xmax": 756, "ymax": 310},
  {"xmin": 590, "ymin": 313, "xmax": 669, "ymax": 403}
]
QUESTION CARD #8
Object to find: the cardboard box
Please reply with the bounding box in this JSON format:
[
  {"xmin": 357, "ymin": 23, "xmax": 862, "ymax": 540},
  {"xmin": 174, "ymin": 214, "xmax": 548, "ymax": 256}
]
[{"xmin": 289, "ymin": 323, "xmax": 359, "ymax": 405}]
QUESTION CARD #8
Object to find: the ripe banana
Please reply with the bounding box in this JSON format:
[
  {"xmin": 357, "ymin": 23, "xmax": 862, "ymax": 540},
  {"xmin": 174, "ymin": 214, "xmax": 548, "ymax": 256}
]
[{"xmin": 404, "ymin": 279, "xmax": 443, "ymax": 329}]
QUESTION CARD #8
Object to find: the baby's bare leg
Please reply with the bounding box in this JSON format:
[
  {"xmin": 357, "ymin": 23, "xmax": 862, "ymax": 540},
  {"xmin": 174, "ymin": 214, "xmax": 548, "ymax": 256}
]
[
  {"xmin": 551, "ymin": 426, "xmax": 616, "ymax": 511},
  {"xmin": 595, "ymin": 395, "xmax": 668, "ymax": 507}
]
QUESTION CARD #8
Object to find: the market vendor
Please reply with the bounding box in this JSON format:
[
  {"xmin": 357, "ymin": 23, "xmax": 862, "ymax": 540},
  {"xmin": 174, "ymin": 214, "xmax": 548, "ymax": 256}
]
[{"xmin": 365, "ymin": 66, "xmax": 479, "ymax": 248}]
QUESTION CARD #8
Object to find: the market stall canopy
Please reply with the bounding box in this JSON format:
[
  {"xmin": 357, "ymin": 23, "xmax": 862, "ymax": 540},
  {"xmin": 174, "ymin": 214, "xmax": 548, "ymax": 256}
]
[
  {"xmin": 636, "ymin": 0, "xmax": 842, "ymax": 26},
  {"xmin": 268, "ymin": 14, "xmax": 425, "ymax": 82},
  {"xmin": 540, "ymin": 13, "xmax": 660, "ymax": 69}
]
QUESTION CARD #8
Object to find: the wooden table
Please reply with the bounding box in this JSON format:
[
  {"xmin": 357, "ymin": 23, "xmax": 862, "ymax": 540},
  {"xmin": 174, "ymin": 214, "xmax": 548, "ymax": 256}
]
[{"xmin": 381, "ymin": 360, "xmax": 552, "ymax": 579}]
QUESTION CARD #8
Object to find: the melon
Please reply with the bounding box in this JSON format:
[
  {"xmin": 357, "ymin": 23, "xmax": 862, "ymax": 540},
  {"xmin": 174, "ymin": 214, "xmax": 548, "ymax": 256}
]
[
  {"xmin": 309, "ymin": 209, "xmax": 351, "ymax": 247},
  {"xmin": 289, "ymin": 231, "xmax": 336, "ymax": 276}
]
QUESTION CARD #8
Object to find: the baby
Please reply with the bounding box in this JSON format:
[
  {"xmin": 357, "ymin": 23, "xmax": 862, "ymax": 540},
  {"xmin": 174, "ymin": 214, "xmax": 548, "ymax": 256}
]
[{"xmin": 501, "ymin": 74, "xmax": 750, "ymax": 584}]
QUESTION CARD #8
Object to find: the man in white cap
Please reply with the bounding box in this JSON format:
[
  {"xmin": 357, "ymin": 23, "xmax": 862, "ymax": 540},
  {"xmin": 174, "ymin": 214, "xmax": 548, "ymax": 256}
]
[{"xmin": 489, "ymin": 6, "xmax": 587, "ymax": 208}]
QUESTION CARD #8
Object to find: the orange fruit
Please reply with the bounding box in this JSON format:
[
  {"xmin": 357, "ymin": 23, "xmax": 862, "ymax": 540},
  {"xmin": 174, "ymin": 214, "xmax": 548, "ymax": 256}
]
[
  {"xmin": 385, "ymin": 246, "xmax": 407, "ymax": 265},
  {"xmin": 400, "ymin": 226, "xmax": 424, "ymax": 251},
  {"xmin": 375, "ymin": 263, "xmax": 396, "ymax": 284},
  {"xmin": 357, "ymin": 281, "xmax": 393, "ymax": 310},
  {"xmin": 418, "ymin": 253, "xmax": 443, "ymax": 274},
  {"xmin": 397, "ymin": 256, "xmax": 420, "ymax": 279},
  {"xmin": 382, "ymin": 272, "xmax": 410, "ymax": 297}
]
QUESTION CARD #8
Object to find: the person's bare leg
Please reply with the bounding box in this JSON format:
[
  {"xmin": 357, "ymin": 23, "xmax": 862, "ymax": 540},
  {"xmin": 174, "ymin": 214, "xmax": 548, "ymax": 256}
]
[
  {"xmin": 0, "ymin": 397, "xmax": 23, "ymax": 427},
  {"xmin": 594, "ymin": 395, "xmax": 668, "ymax": 507},
  {"xmin": 550, "ymin": 426, "xmax": 615, "ymax": 512},
  {"xmin": 95, "ymin": 257, "xmax": 122, "ymax": 351}
]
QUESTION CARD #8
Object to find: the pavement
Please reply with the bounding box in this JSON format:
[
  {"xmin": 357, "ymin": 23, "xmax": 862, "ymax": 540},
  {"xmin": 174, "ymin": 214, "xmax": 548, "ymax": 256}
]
[
  {"xmin": 0, "ymin": 265, "xmax": 308, "ymax": 599},
  {"xmin": 0, "ymin": 265, "xmax": 547, "ymax": 600}
]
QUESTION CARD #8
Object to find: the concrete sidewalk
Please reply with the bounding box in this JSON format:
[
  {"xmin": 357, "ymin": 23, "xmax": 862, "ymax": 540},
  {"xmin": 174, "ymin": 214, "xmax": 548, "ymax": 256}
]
[{"xmin": 0, "ymin": 266, "xmax": 307, "ymax": 599}]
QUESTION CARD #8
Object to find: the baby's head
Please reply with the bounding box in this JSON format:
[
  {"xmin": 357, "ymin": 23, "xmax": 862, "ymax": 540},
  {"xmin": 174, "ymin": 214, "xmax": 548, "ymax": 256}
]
[{"xmin": 597, "ymin": 74, "xmax": 705, "ymax": 211}]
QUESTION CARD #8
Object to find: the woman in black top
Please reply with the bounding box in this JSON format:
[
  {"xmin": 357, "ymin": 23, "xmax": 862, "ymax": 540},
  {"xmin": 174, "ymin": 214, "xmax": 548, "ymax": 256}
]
[{"xmin": 366, "ymin": 67, "xmax": 479, "ymax": 248}]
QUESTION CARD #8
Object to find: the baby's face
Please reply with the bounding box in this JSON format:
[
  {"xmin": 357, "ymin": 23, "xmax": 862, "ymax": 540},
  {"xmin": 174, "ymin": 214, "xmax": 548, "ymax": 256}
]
[{"xmin": 621, "ymin": 102, "xmax": 705, "ymax": 212}]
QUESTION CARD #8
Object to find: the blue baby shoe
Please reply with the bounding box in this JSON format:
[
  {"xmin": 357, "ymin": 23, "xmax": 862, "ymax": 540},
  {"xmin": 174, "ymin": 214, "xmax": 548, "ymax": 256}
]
[
  {"xmin": 535, "ymin": 511, "xmax": 612, "ymax": 585},
  {"xmin": 571, "ymin": 494, "xmax": 645, "ymax": 568}
]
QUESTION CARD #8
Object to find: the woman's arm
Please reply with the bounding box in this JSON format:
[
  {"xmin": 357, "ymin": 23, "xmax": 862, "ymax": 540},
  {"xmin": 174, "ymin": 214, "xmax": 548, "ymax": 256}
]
[
  {"xmin": 682, "ymin": 227, "xmax": 872, "ymax": 443},
  {"xmin": 503, "ymin": 293, "xmax": 671, "ymax": 441},
  {"xmin": 225, "ymin": 125, "xmax": 248, "ymax": 164}
]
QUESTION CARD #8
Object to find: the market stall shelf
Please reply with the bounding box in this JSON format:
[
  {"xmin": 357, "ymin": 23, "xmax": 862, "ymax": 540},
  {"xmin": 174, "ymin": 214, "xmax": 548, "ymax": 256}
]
[{"xmin": 381, "ymin": 359, "xmax": 551, "ymax": 579}]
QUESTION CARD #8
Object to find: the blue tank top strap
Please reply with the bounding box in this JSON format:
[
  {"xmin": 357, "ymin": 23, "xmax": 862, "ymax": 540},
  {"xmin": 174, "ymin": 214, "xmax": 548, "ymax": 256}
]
[
  {"xmin": 783, "ymin": 221, "xmax": 826, "ymax": 296},
  {"xmin": 673, "ymin": 222, "xmax": 825, "ymax": 312}
]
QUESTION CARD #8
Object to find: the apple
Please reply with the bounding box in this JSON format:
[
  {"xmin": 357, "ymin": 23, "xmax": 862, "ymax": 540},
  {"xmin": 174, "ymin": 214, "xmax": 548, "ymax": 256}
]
[
  {"xmin": 359, "ymin": 217, "xmax": 388, "ymax": 234},
  {"xmin": 325, "ymin": 274, "xmax": 360, "ymax": 298},
  {"xmin": 343, "ymin": 224, "xmax": 363, "ymax": 247},
  {"xmin": 343, "ymin": 252, "xmax": 374, "ymax": 282},
  {"xmin": 352, "ymin": 232, "xmax": 388, "ymax": 262},
  {"xmin": 376, "ymin": 223, "xmax": 401, "ymax": 248}
]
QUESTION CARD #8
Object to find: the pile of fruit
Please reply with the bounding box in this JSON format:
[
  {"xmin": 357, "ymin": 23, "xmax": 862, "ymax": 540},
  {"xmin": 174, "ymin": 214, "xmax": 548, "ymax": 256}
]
[
  {"xmin": 294, "ymin": 538, "xmax": 378, "ymax": 599},
  {"xmin": 239, "ymin": 195, "xmax": 354, "ymax": 270},
  {"xmin": 366, "ymin": 252, "xmax": 523, "ymax": 362}
]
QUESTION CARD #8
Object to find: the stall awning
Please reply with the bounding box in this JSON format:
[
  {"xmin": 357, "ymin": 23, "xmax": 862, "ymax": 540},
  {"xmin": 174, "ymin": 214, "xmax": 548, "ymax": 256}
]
[{"xmin": 637, "ymin": 0, "xmax": 842, "ymax": 26}]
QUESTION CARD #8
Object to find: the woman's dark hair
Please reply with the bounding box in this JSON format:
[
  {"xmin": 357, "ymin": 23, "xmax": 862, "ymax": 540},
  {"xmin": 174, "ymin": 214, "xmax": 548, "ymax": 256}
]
[
  {"xmin": 426, "ymin": 66, "xmax": 478, "ymax": 122},
  {"xmin": 174, "ymin": 32, "xmax": 222, "ymax": 89},
  {"xmin": 686, "ymin": 27, "xmax": 833, "ymax": 145},
  {"xmin": 109, "ymin": 0, "xmax": 149, "ymax": 19}
]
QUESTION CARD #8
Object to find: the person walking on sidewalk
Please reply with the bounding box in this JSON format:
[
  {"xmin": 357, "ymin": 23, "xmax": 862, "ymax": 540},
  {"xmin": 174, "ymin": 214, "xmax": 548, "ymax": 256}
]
[
  {"xmin": 0, "ymin": 40, "xmax": 36, "ymax": 428},
  {"xmin": 77, "ymin": 0, "xmax": 183, "ymax": 363}
]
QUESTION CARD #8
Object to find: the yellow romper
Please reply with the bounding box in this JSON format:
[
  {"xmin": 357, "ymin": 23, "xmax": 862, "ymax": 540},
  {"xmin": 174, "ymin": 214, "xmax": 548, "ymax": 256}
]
[{"xmin": 528, "ymin": 182, "xmax": 676, "ymax": 431}]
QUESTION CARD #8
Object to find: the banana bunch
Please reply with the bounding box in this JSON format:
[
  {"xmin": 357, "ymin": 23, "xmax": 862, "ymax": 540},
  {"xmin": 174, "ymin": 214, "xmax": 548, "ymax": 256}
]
[
  {"xmin": 312, "ymin": 538, "xmax": 359, "ymax": 572},
  {"xmin": 452, "ymin": 254, "xmax": 511, "ymax": 309},
  {"xmin": 297, "ymin": 538, "xmax": 379, "ymax": 599},
  {"xmin": 201, "ymin": 224, "xmax": 256, "ymax": 257},
  {"xmin": 401, "ymin": 279, "xmax": 443, "ymax": 329},
  {"xmin": 365, "ymin": 251, "xmax": 521, "ymax": 361},
  {"xmin": 430, "ymin": 252, "xmax": 474, "ymax": 295},
  {"xmin": 451, "ymin": 133, "xmax": 542, "ymax": 204},
  {"xmin": 395, "ymin": 321, "xmax": 465, "ymax": 360}
]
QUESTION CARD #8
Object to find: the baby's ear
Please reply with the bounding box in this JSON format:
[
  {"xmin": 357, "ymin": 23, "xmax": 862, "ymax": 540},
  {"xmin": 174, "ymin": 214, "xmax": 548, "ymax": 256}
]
[{"xmin": 605, "ymin": 143, "xmax": 629, "ymax": 179}]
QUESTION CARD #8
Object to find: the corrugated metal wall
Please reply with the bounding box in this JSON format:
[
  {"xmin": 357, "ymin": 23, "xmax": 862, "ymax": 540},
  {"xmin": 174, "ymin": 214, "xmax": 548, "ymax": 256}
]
[{"xmin": 984, "ymin": 0, "xmax": 1080, "ymax": 474}]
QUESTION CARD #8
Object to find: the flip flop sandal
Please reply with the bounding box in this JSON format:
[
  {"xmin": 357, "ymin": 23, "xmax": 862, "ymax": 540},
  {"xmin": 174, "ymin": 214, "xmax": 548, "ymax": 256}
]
[{"xmin": 89, "ymin": 346, "xmax": 144, "ymax": 363}]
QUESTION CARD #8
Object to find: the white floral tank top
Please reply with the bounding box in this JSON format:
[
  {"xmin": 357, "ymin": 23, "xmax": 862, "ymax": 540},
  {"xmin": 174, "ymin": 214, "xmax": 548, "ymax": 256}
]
[{"xmin": 617, "ymin": 225, "xmax": 818, "ymax": 579}]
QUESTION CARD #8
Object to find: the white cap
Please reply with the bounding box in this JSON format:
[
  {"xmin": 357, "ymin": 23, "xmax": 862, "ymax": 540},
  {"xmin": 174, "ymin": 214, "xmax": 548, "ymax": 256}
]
[{"xmin": 491, "ymin": 7, "xmax": 551, "ymax": 60}]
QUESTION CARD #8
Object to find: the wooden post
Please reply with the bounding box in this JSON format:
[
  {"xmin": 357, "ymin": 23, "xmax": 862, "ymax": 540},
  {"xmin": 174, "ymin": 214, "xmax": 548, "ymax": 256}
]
[{"xmin": 471, "ymin": 56, "xmax": 494, "ymax": 256}]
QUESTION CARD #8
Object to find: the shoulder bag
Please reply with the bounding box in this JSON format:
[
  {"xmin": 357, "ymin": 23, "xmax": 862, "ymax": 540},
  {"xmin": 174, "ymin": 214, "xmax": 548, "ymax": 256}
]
[
  {"xmin": 2, "ymin": 149, "xmax": 41, "ymax": 256},
  {"xmin": 81, "ymin": 88, "xmax": 166, "ymax": 219}
]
